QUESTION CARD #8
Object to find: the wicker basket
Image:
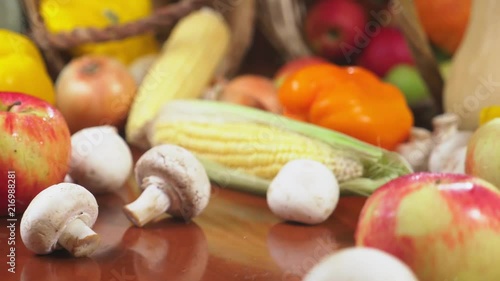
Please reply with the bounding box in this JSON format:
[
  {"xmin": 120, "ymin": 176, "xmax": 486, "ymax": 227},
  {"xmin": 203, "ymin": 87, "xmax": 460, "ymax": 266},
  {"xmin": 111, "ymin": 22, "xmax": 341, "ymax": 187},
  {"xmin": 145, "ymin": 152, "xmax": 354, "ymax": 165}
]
[
  {"xmin": 22, "ymin": 0, "xmax": 256, "ymax": 79},
  {"xmin": 255, "ymin": 0, "xmax": 388, "ymax": 60},
  {"xmin": 256, "ymin": 0, "xmax": 311, "ymax": 61},
  {"xmin": 256, "ymin": 0, "xmax": 444, "ymax": 129}
]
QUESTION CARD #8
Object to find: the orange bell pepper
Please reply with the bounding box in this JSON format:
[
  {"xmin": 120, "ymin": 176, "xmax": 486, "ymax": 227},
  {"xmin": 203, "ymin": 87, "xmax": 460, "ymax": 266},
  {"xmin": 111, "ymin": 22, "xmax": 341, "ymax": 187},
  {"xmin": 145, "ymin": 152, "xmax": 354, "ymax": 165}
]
[{"xmin": 278, "ymin": 63, "xmax": 414, "ymax": 150}]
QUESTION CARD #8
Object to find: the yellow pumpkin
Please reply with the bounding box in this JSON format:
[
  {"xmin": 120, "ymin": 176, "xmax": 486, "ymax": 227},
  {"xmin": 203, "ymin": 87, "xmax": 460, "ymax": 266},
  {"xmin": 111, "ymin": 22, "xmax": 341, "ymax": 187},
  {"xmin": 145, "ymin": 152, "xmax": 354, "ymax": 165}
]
[{"xmin": 40, "ymin": 0, "xmax": 160, "ymax": 65}]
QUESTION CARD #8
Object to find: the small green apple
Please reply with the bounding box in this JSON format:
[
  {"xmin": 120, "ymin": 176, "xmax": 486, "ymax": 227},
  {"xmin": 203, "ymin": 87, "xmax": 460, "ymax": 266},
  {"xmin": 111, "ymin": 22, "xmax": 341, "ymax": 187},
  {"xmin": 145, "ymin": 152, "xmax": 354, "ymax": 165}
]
[
  {"xmin": 384, "ymin": 62, "xmax": 452, "ymax": 106},
  {"xmin": 384, "ymin": 64, "xmax": 429, "ymax": 105}
]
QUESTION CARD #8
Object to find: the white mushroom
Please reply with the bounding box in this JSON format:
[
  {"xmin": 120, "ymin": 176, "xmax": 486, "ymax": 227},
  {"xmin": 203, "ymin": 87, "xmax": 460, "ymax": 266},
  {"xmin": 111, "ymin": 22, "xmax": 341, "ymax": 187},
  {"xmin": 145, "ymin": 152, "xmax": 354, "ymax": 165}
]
[
  {"xmin": 266, "ymin": 159, "xmax": 340, "ymax": 225},
  {"xmin": 396, "ymin": 113, "xmax": 473, "ymax": 173},
  {"xmin": 69, "ymin": 125, "xmax": 133, "ymax": 194},
  {"xmin": 428, "ymin": 131, "xmax": 472, "ymax": 173},
  {"xmin": 123, "ymin": 144, "xmax": 211, "ymax": 227},
  {"xmin": 20, "ymin": 183, "xmax": 100, "ymax": 257},
  {"xmin": 431, "ymin": 113, "xmax": 460, "ymax": 144},
  {"xmin": 428, "ymin": 113, "xmax": 473, "ymax": 173},
  {"xmin": 64, "ymin": 174, "xmax": 74, "ymax": 183},
  {"xmin": 395, "ymin": 127, "xmax": 433, "ymax": 171},
  {"xmin": 303, "ymin": 247, "xmax": 419, "ymax": 281}
]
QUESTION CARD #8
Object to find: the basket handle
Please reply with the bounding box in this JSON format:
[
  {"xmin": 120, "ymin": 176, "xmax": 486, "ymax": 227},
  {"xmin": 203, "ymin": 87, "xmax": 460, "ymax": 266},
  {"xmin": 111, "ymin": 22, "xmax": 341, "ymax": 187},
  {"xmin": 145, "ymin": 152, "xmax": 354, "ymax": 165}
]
[
  {"xmin": 23, "ymin": 0, "xmax": 211, "ymax": 76},
  {"xmin": 394, "ymin": 0, "xmax": 444, "ymax": 115}
]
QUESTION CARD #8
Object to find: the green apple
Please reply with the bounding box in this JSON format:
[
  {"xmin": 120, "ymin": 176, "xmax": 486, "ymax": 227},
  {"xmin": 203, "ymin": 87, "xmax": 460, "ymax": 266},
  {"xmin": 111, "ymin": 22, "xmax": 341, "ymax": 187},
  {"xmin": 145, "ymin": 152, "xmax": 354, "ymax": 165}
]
[
  {"xmin": 384, "ymin": 62, "xmax": 451, "ymax": 106},
  {"xmin": 356, "ymin": 172, "xmax": 500, "ymax": 281},
  {"xmin": 384, "ymin": 64, "xmax": 429, "ymax": 105}
]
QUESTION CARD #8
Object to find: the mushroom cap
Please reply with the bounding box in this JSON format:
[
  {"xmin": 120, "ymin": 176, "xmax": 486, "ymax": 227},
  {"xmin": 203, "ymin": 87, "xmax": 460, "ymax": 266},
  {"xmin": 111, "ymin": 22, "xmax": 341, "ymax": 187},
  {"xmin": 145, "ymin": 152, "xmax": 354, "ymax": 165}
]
[
  {"xmin": 20, "ymin": 183, "xmax": 99, "ymax": 255},
  {"xmin": 134, "ymin": 144, "xmax": 211, "ymax": 219},
  {"xmin": 69, "ymin": 125, "xmax": 133, "ymax": 194},
  {"xmin": 303, "ymin": 247, "xmax": 419, "ymax": 281},
  {"xmin": 267, "ymin": 159, "xmax": 340, "ymax": 224}
]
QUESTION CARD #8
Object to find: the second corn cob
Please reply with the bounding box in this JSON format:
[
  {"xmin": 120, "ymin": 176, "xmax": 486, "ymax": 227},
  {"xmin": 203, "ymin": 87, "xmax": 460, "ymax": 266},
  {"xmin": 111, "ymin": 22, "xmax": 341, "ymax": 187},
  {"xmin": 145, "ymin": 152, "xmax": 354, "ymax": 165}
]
[{"xmin": 125, "ymin": 7, "xmax": 230, "ymax": 149}]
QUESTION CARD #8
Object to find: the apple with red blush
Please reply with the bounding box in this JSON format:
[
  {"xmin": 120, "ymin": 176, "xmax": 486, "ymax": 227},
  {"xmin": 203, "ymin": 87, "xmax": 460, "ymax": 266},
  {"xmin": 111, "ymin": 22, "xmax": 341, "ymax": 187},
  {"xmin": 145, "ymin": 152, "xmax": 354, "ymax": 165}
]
[
  {"xmin": 355, "ymin": 172, "xmax": 500, "ymax": 281},
  {"xmin": 0, "ymin": 92, "xmax": 71, "ymax": 216},
  {"xmin": 304, "ymin": 0, "xmax": 368, "ymax": 62},
  {"xmin": 356, "ymin": 27, "xmax": 414, "ymax": 77}
]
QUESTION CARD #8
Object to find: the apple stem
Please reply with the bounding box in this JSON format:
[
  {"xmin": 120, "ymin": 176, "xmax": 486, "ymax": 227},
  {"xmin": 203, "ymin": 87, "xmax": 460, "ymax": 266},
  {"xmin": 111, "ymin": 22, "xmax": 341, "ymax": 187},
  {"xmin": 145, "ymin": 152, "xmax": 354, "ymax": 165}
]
[
  {"xmin": 327, "ymin": 29, "xmax": 341, "ymax": 40},
  {"xmin": 103, "ymin": 9, "xmax": 120, "ymax": 25},
  {"xmin": 82, "ymin": 63, "xmax": 100, "ymax": 75},
  {"xmin": 6, "ymin": 101, "xmax": 21, "ymax": 112}
]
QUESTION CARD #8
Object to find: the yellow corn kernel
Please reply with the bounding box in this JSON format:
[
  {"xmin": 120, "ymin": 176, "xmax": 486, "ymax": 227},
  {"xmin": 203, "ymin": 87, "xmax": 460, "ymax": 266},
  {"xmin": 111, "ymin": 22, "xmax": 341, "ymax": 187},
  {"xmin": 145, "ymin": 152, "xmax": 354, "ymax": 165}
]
[{"xmin": 151, "ymin": 121, "xmax": 364, "ymax": 182}]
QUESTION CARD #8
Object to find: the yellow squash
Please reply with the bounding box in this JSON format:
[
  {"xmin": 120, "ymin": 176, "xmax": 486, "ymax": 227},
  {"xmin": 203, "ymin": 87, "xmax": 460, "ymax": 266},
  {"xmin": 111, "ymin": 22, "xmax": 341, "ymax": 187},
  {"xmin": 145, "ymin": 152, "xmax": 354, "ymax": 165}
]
[
  {"xmin": 443, "ymin": 0, "xmax": 500, "ymax": 130},
  {"xmin": 40, "ymin": 0, "xmax": 159, "ymax": 65},
  {"xmin": 0, "ymin": 29, "xmax": 55, "ymax": 104}
]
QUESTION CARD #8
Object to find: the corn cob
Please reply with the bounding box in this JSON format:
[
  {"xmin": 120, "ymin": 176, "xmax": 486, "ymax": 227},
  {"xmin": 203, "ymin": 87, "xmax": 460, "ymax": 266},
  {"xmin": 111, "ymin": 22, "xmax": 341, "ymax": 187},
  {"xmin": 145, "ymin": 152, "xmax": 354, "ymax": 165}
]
[
  {"xmin": 152, "ymin": 121, "xmax": 364, "ymax": 182},
  {"xmin": 125, "ymin": 7, "xmax": 230, "ymax": 149},
  {"xmin": 148, "ymin": 100, "xmax": 413, "ymax": 196}
]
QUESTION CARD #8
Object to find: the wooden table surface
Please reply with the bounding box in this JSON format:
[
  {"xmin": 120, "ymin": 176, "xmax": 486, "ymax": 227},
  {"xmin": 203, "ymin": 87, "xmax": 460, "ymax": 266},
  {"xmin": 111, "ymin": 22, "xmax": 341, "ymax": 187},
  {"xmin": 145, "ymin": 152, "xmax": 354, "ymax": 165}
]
[{"xmin": 1, "ymin": 146, "xmax": 367, "ymax": 281}]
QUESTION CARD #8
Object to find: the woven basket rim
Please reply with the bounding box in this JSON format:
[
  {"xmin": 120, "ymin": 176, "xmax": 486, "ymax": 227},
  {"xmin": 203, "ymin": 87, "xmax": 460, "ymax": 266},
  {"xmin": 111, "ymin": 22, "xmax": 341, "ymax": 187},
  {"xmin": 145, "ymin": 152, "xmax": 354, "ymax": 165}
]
[
  {"xmin": 22, "ymin": 0, "xmax": 212, "ymax": 77},
  {"xmin": 24, "ymin": 0, "xmax": 210, "ymax": 49}
]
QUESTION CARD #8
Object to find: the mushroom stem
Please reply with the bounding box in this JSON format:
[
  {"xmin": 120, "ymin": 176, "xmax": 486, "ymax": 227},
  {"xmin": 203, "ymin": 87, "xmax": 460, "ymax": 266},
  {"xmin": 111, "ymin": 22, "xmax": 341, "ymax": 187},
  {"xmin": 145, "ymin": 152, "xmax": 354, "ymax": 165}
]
[
  {"xmin": 58, "ymin": 218, "xmax": 100, "ymax": 257},
  {"xmin": 123, "ymin": 185, "xmax": 171, "ymax": 227},
  {"xmin": 432, "ymin": 113, "xmax": 459, "ymax": 144}
]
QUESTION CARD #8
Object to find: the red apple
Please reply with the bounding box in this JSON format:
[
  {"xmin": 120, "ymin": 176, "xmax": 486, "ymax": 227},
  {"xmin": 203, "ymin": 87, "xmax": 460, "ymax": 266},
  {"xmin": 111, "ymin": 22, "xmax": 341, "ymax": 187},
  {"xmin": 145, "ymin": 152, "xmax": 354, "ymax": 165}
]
[
  {"xmin": 355, "ymin": 172, "xmax": 500, "ymax": 281},
  {"xmin": 356, "ymin": 27, "xmax": 414, "ymax": 77},
  {"xmin": 0, "ymin": 92, "xmax": 71, "ymax": 216},
  {"xmin": 304, "ymin": 0, "xmax": 368, "ymax": 62},
  {"xmin": 274, "ymin": 56, "xmax": 328, "ymax": 88}
]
